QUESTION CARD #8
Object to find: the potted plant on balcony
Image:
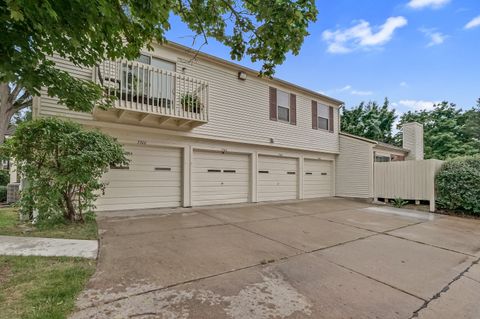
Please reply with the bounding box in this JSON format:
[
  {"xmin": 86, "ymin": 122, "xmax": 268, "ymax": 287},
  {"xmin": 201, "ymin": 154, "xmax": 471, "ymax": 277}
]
[{"xmin": 181, "ymin": 93, "xmax": 203, "ymax": 113}]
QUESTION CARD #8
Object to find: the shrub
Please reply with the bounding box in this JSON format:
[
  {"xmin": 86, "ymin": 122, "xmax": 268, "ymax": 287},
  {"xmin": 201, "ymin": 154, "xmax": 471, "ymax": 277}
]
[
  {"xmin": 2, "ymin": 118, "xmax": 128, "ymax": 223},
  {"xmin": 0, "ymin": 185, "xmax": 6, "ymax": 202},
  {"xmin": 0, "ymin": 170, "xmax": 9, "ymax": 186},
  {"xmin": 436, "ymin": 156, "xmax": 480, "ymax": 215}
]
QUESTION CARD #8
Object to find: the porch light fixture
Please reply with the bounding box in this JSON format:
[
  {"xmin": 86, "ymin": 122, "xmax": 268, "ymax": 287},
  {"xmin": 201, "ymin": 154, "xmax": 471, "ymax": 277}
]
[{"xmin": 238, "ymin": 71, "xmax": 247, "ymax": 80}]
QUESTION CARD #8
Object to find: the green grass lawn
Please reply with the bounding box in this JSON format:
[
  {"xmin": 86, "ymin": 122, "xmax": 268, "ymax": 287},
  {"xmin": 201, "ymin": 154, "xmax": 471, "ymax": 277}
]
[
  {"xmin": 0, "ymin": 208, "xmax": 99, "ymax": 318},
  {"xmin": 0, "ymin": 255, "xmax": 95, "ymax": 319},
  {"xmin": 0, "ymin": 207, "xmax": 98, "ymax": 240}
]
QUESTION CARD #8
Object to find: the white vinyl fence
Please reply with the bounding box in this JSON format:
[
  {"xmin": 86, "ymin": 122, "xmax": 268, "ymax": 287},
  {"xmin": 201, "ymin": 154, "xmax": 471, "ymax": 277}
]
[{"xmin": 374, "ymin": 159, "xmax": 444, "ymax": 212}]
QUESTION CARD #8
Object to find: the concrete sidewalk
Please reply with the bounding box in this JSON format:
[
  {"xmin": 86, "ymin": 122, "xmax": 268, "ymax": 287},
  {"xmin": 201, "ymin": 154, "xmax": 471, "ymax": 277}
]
[{"xmin": 0, "ymin": 235, "xmax": 98, "ymax": 259}]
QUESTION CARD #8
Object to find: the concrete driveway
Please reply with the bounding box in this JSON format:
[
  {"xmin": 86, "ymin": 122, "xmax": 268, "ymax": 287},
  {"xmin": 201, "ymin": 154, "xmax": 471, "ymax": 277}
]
[{"xmin": 71, "ymin": 198, "xmax": 480, "ymax": 319}]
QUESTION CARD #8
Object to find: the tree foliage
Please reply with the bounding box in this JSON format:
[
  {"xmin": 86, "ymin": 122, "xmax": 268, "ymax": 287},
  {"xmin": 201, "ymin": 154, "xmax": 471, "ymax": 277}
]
[
  {"xmin": 396, "ymin": 102, "xmax": 480, "ymax": 160},
  {"xmin": 1, "ymin": 0, "xmax": 317, "ymax": 112},
  {"xmin": 341, "ymin": 98, "xmax": 397, "ymax": 144},
  {"xmin": 2, "ymin": 118, "xmax": 128, "ymax": 223}
]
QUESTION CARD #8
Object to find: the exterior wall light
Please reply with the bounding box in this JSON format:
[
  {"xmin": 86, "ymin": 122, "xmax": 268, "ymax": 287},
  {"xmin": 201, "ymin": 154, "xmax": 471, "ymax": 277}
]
[{"xmin": 238, "ymin": 71, "xmax": 247, "ymax": 80}]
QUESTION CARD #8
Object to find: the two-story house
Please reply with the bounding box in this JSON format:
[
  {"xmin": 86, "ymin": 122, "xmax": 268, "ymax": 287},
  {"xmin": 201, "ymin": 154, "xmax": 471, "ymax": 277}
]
[{"xmin": 32, "ymin": 41, "xmax": 419, "ymax": 211}]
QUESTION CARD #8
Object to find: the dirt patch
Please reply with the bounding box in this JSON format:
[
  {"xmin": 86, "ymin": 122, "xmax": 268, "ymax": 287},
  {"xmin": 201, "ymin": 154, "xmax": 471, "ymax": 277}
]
[{"xmin": 0, "ymin": 264, "xmax": 12, "ymax": 285}]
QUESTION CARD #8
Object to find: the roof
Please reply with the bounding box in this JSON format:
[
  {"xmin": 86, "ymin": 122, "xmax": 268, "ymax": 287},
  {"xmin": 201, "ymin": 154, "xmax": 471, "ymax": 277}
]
[
  {"xmin": 165, "ymin": 42, "xmax": 344, "ymax": 107},
  {"xmin": 339, "ymin": 132, "xmax": 409, "ymax": 153}
]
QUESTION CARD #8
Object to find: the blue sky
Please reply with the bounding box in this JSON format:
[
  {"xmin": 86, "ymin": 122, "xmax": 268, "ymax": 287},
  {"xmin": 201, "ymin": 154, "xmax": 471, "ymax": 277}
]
[{"xmin": 166, "ymin": 0, "xmax": 480, "ymax": 115}]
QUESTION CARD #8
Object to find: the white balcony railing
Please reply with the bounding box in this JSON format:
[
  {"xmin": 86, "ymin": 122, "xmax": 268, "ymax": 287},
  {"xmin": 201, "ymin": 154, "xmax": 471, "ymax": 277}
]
[{"xmin": 95, "ymin": 60, "xmax": 209, "ymax": 123}]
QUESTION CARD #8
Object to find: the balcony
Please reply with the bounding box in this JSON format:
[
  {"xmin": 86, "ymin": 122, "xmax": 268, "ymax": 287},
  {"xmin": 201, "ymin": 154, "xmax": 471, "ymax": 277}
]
[{"xmin": 94, "ymin": 60, "xmax": 209, "ymax": 129}]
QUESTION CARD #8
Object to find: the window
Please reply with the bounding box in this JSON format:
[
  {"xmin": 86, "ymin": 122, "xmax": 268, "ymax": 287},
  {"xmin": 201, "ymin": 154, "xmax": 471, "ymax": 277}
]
[
  {"xmin": 317, "ymin": 104, "xmax": 330, "ymax": 130},
  {"xmin": 277, "ymin": 90, "xmax": 290, "ymax": 122},
  {"xmin": 122, "ymin": 54, "xmax": 176, "ymax": 104},
  {"xmin": 137, "ymin": 54, "xmax": 151, "ymax": 65},
  {"xmin": 375, "ymin": 155, "xmax": 391, "ymax": 162}
]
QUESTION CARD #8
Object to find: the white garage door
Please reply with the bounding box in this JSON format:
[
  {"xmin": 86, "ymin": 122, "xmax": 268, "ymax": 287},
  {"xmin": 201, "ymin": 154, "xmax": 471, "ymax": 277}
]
[
  {"xmin": 192, "ymin": 150, "xmax": 250, "ymax": 206},
  {"xmin": 96, "ymin": 145, "xmax": 182, "ymax": 211},
  {"xmin": 304, "ymin": 159, "xmax": 333, "ymax": 199},
  {"xmin": 258, "ymin": 155, "xmax": 298, "ymax": 202}
]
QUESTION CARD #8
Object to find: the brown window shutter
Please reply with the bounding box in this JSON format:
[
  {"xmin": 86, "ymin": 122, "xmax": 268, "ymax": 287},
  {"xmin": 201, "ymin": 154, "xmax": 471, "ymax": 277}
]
[
  {"xmin": 311, "ymin": 100, "xmax": 318, "ymax": 129},
  {"xmin": 329, "ymin": 106, "xmax": 334, "ymax": 132},
  {"xmin": 269, "ymin": 87, "xmax": 277, "ymax": 121},
  {"xmin": 290, "ymin": 94, "xmax": 296, "ymax": 125}
]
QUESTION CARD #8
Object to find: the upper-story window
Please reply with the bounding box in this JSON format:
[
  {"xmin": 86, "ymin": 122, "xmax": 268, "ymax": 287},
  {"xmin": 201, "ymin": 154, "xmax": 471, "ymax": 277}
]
[
  {"xmin": 137, "ymin": 54, "xmax": 176, "ymax": 71},
  {"xmin": 277, "ymin": 90, "xmax": 290, "ymax": 122},
  {"xmin": 269, "ymin": 87, "xmax": 296, "ymax": 125},
  {"xmin": 122, "ymin": 54, "xmax": 177, "ymax": 104},
  {"xmin": 311, "ymin": 101, "xmax": 334, "ymax": 133},
  {"xmin": 317, "ymin": 104, "xmax": 330, "ymax": 131}
]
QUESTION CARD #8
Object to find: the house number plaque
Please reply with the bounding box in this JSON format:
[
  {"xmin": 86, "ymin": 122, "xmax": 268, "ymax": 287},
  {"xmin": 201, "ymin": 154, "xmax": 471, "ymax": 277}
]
[{"xmin": 137, "ymin": 140, "xmax": 147, "ymax": 145}]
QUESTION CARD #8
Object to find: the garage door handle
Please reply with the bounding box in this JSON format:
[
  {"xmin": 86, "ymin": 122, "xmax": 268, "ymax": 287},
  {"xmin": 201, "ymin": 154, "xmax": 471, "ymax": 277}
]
[{"xmin": 305, "ymin": 172, "xmax": 313, "ymax": 175}]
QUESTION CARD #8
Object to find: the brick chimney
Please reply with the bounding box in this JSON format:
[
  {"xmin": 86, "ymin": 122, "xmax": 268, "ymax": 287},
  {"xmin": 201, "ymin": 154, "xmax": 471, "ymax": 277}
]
[{"xmin": 402, "ymin": 122, "xmax": 424, "ymax": 160}]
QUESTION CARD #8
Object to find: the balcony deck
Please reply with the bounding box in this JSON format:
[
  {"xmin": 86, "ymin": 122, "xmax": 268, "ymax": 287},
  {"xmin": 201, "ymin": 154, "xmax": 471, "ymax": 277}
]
[{"xmin": 94, "ymin": 60, "xmax": 209, "ymax": 129}]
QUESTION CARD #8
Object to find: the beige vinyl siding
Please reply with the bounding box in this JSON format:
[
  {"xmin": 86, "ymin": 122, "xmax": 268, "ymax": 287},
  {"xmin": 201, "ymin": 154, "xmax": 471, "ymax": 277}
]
[
  {"xmin": 304, "ymin": 159, "xmax": 332, "ymax": 199},
  {"xmin": 258, "ymin": 155, "xmax": 298, "ymax": 201},
  {"xmin": 402, "ymin": 122, "xmax": 424, "ymax": 160},
  {"xmin": 37, "ymin": 55, "xmax": 94, "ymax": 121},
  {"xmin": 96, "ymin": 145, "xmax": 182, "ymax": 211},
  {"xmin": 336, "ymin": 135, "xmax": 374, "ymax": 198},
  {"xmin": 36, "ymin": 46, "xmax": 341, "ymax": 154},
  {"xmin": 192, "ymin": 150, "xmax": 250, "ymax": 206},
  {"xmin": 176, "ymin": 55, "xmax": 339, "ymax": 153},
  {"xmin": 85, "ymin": 125, "xmax": 336, "ymax": 211}
]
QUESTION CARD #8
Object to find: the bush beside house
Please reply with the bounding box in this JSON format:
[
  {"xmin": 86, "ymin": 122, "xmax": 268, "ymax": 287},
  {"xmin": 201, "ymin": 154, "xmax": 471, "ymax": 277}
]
[
  {"xmin": 436, "ymin": 156, "xmax": 480, "ymax": 215},
  {"xmin": 2, "ymin": 117, "xmax": 128, "ymax": 224}
]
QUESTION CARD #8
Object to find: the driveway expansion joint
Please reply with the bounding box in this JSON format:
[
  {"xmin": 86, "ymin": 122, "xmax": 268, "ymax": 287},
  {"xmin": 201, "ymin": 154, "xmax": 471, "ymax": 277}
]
[
  {"xmin": 409, "ymin": 257, "xmax": 480, "ymax": 318},
  {"xmin": 385, "ymin": 232, "xmax": 477, "ymax": 258},
  {"xmin": 324, "ymin": 258, "xmax": 426, "ymax": 302}
]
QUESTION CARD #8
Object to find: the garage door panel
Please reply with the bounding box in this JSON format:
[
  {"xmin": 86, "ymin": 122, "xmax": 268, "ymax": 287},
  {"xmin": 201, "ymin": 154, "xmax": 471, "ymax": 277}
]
[
  {"xmin": 102, "ymin": 186, "xmax": 181, "ymax": 198},
  {"xmin": 192, "ymin": 168, "xmax": 249, "ymax": 174},
  {"xmin": 258, "ymin": 155, "xmax": 298, "ymax": 202},
  {"xmin": 105, "ymin": 180, "xmax": 181, "ymax": 188},
  {"xmin": 304, "ymin": 159, "xmax": 332, "ymax": 199},
  {"xmin": 192, "ymin": 151, "xmax": 250, "ymax": 206},
  {"xmin": 194, "ymin": 158, "xmax": 249, "ymax": 169},
  {"xmin": 96, "ymin": 145, "xmax": 182, "ymax": 211},
  {"xmin": 103, "ymin": 170, "xmax": 181, "ymax": 181}
]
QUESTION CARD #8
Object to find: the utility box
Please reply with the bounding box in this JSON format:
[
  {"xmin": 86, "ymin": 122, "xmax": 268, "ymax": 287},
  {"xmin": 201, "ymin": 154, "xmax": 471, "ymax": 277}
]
[{"xmin": 7, "ymin": 183, "xmax": 20, "ymax": 204}]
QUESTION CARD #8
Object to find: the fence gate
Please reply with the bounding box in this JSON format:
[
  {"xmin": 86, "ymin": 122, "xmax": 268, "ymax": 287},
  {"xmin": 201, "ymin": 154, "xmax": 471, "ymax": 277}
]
[{"xmin": 374, "ymin": 159, "xmax": 443, "ymax": 212}]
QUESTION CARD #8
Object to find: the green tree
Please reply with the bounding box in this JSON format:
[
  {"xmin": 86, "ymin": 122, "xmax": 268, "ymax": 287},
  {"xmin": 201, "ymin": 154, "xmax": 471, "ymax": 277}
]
[
  {"xmin": 341, "ymin": 98, "xmax": 397, "ymax": 144},
  {"xmin": 2, "ymin": 118, "xmax": 128, "ymax": 223},
  {"xmin": 0, "ymin": 0, "xmax": 317, "ymax": 142},
  {"xmin": 463, "ymin": 98, "xmax": 480, "ymax": 142},
  {"xmin": 396, "ymin": 102, "xmax": 480, "ymax": 160}
]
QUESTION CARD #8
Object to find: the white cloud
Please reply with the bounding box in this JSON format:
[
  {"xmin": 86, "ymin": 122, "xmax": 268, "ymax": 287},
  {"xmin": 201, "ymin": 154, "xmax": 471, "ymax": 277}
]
[
  {"xmin": 398, "ymin": 99, "xmax": 440, "ymax": 110},
  {"xmin": 322, "ymin": 17, "xmax": 408, "ymax": 54},
  {"xmin": 407, "ymin": 0, "xmax": 450, "ymax": 9},
  {"xmin": 465, "ymin": 16, "xmax": 480, "ymax": 30},
  {"xmin": 333, "ymin": 85, "xmax": 373, "ymax": 96},
  {"xmin": 400, "ymin": 81, "xmax": 408, "ymax": 87},
  {"xmin": 420, "ymin": 28, "xmax": 448, "ymax": 47},
  {"xmin": 338, "ymin": 85, "xmax": 352, "ymax": 92},
  {"xmin": 351, "ymin": 90, "xmax": 374, "ymax": 96}
]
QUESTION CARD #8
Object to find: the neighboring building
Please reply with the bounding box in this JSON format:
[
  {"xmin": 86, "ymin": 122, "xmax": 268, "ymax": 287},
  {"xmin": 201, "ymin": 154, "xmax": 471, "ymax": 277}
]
[
  {"xmin": 335, "ymin": 126, "xmax": 424, "ymax": 199},
  {"xmin": 33, "ymin": 42, "xmax": 343, "ymax": 211},
  {"xmin": 33, "ymin": 42, "xmax": 423, "ymax": 211}
]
